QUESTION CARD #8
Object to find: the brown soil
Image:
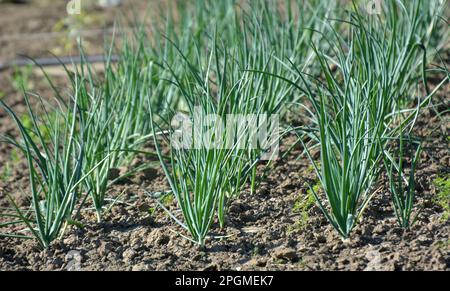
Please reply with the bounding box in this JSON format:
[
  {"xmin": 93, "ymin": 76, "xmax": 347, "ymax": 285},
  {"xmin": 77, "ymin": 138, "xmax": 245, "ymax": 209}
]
[
  {"xmin": 1, "ymin": 117, "xmax": 448, "ymax": 271},
  {"xmin": 0, "ymin": 1, "xmax": 449, "ymax": 271}
]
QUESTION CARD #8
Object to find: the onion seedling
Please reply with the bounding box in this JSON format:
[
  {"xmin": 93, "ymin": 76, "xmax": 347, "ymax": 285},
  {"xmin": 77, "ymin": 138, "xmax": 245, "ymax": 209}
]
[{"xmin": 382, "ymin": 135, "xmax": 422, "ymax": 229}]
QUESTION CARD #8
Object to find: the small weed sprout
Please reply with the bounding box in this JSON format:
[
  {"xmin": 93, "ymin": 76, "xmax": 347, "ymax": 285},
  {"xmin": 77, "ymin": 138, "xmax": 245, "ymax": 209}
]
[
  {"xmin": 290, "ymin": 183, "xmax": 318, "ymax": 232},
  {"xmin": 433, "ymin": 174, "xmax": 450, "ymax": 221}
]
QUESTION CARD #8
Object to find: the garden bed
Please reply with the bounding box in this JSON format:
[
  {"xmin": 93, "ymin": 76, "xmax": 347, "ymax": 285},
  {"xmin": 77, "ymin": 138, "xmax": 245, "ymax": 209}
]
[
  {"xmin": 0, "ymin": 0, "xmax": 449, "ymax": 271},
  {"xmin": 1, "ymin": 111, "xmax": 448, "ymax": 271}
]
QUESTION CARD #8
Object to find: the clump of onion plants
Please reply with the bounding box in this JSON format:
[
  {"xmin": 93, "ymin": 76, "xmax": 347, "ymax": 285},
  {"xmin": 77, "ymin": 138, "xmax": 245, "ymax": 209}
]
[
  {"xmin": 148, "ymin": 32, "xmax": 282, "ymax": 246},
  {"xmin": 281, "ymin": 0, "xmax": 447, "ymax": 238},
  {"xmin": 60, "ymin": 28, "xmax": 180, "ymax": 221},
  {"xmin": 149, "ymin": 113, "xmax": 257, "ymax": 246},
  {"xmin": 69, "ymin": 46, "xmax": 153, "ymax": 221},
  {"xmin": 0, "ymin": 93, "xmax": 84, "ymax": 248}
]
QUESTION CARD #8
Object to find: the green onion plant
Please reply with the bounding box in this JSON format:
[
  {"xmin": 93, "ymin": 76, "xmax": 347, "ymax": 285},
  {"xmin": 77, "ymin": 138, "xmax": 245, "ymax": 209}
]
[
  {"xmin": 0, "ymin": 93, "xmax": 84, "ymax": 248},
  {"xmin": 382, "ymin": 134, "xmax": 422, "ymax": 229},
  {"xmin": 278, "ymin": 0, "xmax": 447, "ymax": 238},
  {"xmin": 147, "ymin": 29, "xmax": 285, "ymax": 245}
]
